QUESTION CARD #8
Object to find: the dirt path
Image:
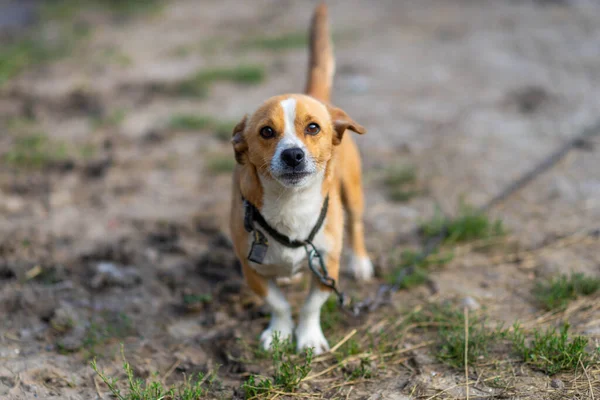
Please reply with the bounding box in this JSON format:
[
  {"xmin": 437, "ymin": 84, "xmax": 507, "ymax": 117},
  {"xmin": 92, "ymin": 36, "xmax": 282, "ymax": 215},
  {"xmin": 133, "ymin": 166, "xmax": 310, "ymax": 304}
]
[{"xmin": 1, "ymin": 0, "xmax": 599, "ymax": 399}]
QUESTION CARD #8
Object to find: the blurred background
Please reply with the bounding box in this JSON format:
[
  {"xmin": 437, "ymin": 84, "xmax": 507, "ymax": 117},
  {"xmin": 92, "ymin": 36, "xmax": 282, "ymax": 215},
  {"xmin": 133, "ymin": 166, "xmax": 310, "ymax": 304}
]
[{"xmin": 0, "ymin": 1, "xmax": 599, "ymax": 399}]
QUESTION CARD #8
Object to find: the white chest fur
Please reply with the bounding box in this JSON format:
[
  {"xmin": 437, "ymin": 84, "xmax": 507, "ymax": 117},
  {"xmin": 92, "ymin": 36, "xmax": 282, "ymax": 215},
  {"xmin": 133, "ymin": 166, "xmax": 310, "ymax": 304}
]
[{"xmin": 247, "ymin": 175, "xmax": 329, "ymax": 278}]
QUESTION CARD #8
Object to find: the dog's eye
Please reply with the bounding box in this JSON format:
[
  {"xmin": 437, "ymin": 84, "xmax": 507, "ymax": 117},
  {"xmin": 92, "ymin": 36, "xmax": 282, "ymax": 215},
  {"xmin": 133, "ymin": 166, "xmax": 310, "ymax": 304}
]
[
  {"xmin": 260, "ymin": 126, "xmax": 275, "ymax": 139},
  {"xmin": 305, "ymin": 123, "xmax": 320, "ymax": 135}
]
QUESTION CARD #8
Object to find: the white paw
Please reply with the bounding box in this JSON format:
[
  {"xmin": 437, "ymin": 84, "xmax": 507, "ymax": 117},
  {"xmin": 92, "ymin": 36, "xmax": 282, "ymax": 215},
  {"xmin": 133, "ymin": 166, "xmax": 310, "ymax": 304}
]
[
  {"xmin": 295, "ymin": 322, "xmax": 329, "ymax": 355},
  {"xmin": 260, "ymin": 316, "xmax": 294, "ymax": 350},
  {"xmin": 349, "ymin": 254, "xmax": 374, "ymax": 281}
]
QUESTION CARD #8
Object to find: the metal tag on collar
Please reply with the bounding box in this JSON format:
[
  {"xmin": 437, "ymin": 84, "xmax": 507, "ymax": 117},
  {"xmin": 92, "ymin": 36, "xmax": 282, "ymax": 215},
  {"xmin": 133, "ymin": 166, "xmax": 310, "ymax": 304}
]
[{"xmin": 248, "ymin": 230, "xmax": 269, "ymax": 264}]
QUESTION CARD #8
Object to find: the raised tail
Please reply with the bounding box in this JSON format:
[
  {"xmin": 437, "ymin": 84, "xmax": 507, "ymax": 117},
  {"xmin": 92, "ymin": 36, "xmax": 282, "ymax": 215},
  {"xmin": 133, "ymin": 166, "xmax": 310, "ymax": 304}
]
[{"xmin": 305, "ymin": 3, "xmax": 334, "ymax": 102}]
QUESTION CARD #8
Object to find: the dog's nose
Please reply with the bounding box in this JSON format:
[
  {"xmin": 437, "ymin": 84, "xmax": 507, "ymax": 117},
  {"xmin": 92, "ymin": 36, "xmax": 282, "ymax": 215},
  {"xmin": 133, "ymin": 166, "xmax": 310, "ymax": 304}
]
[{"xmin": 281, "ymin": 148, "xmax": 305, "ymax": 168}]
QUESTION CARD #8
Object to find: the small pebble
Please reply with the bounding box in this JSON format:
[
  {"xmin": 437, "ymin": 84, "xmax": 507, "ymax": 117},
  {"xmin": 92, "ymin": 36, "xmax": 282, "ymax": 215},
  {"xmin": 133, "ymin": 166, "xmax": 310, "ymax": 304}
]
[{"xmin": 550, "ymin": 378, "xmax": 564, "ymax": 389}]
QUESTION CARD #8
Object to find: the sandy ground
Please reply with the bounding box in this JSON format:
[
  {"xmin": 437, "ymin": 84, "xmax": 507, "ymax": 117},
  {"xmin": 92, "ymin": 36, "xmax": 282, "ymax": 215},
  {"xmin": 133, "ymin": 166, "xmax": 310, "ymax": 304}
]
[{"xmin": 1, "ymin": 0, "xmax": 599, "ymax": 398}]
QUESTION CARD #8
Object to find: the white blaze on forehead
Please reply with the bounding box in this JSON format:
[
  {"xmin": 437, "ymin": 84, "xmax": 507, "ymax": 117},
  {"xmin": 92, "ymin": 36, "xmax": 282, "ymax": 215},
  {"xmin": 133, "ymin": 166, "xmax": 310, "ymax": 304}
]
[
  {"xmin": 279, "ymin": 97, "xmax": 303, "ymax": 147},
  {"xmin": 280, "ymin": 97, "xmax": 296, "ymax": 135}
]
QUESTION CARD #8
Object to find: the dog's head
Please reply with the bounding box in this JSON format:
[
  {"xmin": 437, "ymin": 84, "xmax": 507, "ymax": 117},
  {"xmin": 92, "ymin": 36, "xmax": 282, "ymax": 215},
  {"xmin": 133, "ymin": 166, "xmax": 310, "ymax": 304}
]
[{"xmin": 232, "ymin": 94, "xmax": 365, "ymax": 188}]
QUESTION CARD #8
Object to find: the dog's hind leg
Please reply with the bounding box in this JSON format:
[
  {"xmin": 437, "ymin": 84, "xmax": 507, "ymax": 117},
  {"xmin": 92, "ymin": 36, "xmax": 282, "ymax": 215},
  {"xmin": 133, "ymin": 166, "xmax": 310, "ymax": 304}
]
[{"xmin": 340, "ymin": 140, "xmax": 374, "ymax": 281}]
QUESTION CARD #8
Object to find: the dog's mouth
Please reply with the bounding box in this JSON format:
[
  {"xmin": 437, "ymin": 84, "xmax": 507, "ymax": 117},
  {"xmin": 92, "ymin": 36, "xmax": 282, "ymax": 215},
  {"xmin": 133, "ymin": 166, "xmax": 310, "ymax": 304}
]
[{"xmin": 277, "ymin": 171, "xmax": 312, "ymax": 185}]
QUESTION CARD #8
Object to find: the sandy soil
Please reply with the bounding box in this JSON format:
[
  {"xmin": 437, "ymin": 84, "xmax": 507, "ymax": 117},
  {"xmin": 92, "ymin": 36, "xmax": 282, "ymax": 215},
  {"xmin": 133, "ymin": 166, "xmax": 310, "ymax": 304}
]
[{"xmin": 1, "ymin": 0, "xmax": 599, "ymax": 398}]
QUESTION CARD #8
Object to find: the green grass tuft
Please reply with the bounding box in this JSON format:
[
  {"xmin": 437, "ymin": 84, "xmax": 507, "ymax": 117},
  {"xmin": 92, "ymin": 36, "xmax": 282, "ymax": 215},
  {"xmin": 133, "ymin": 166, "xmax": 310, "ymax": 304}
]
[
  {"xmin": 0, "ymin": 39, "xmax": 67, "ymax": 86},
  {"xmin": 242, "ymin": 32, "xmax": 308, "ymax": 51},
  {"xmin": 533, "ymin": 273, "xmax": 600, "ymax": 311},
  {"xmin": 167, "ymin": 114, "xmax": 237, "ymax": 141},
  {"xmin": 421, "ymin": 205, "xmax": 505, "ymax": 244},
  {"xmin": 169, "ymin": 115, "xmax": 214, "ymax": 131},
  {"xmin": 383, "ymin": 165, "xmax": 419, "ymax": 202},
  {"xmin": 4, "ymin": 134, "xmax": 69, "ymax": 168},
  {"xmin": 177, "ymin": 65, "xmax": 265, "ymax": 97},
  {"xmin": 91, "ymin": 346, "xmax": 217, "ymax": 399},
  {"xmin": 242, "ymin": 334, "xmax": 313, "ymax": 398},
  {"xmin": 206, "ymin": 155, "xmax": 236, "ymax": 174},
  {"xmin": 386, "ymin": 249, "xmax": 454, "ymax": 289},
  {"xmin": 410, "ymin": 304, "xmax": 508, "ymax": 368},
  {"xmin": 511, "ymin": 323, "xmax": 599, "ymax": 375},
  {"xmin": 321, "ymin": 295, "xmax": 343, "ymax": 332}
]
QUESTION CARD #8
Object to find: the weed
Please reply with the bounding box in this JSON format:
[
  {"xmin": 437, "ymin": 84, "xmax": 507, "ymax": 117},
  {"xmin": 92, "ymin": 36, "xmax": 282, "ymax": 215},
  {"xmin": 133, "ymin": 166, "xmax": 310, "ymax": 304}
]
[
  {"xmin": 167, "ymin": 114, "xmax": 236, "ymax": 141},
  {"xmin": 182, "ymin": 293, "xmax": 213, "ymax": 309},
  {"xmin": 386, "ymin": 249, "xmax": 454, "ymax": 289},
  {"xmin": 341, "ymin": 338, "xmax": 362, "ymax": 357},
  {"xmin": 4, "ymin": 134, "xmax": 69, "ymax": 168},
  {"xmin": 511, "ymin": 323, "xmax": 599, "ymax": 375},
  {"xmin": 169, "ymin": 115, "xmax": 213, "ymax": 131},
  {"xmin": 421, "ymin": 205, "xmax": 504, "ymax": 244},
  {"xmin": 383, "ymin": 165, "xmax": 419, "ymax": 202},
  {"xmin": 346, "ymin": 358, "xmax": 374, "ymax": 380},
  {"xmin": 91, "ymin": 346, "xmax": 215, "ymax": 399},
  {"xmin": 242, "ymin": 32, "xmax": 308, "ymax": 51},
  {"xmin": 42, "ymin": 0, "xmax": 163, "ymax": 19},
  {"xmin": 411, "ymin": 304, "xmax": 508, "ymax": 368},
  {"xmin": 321, "ymin": 296, "xmax": 343, "ymax": 332},
  {"xmin": 93, "ymin": 110, "xmax": 127, "ymax": 130},
  {"xmin": 83, "ymin": 312, "xmax": 135, "ymax": 358},
  {"xmin": 533, "ymin": 273, "xmax": 600, "ymax": 311},
  {"xmin": 206, "ymin": 155, "xmax": 236, "ymax": 174},
  {"xmin": 0, "ymin": 39, "xmax": 61, "ymax": 86},
  {"xmin": 176, "ymin": 65, "xmax": 265, "ymax": 97},
  {"xmin": 242, "ymin": 375, "xmax": 273, "ymax": 399},
  {"xmin": 242, "ymin": 334, "xmax": 313, "ymax": 398}
]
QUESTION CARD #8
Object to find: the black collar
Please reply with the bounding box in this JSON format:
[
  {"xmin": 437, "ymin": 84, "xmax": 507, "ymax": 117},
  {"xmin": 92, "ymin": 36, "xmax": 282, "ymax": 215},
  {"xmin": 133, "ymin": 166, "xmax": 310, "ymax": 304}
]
[{"xmin": 243, "ymin": 195, "xmax": 329, "ymax": 248}]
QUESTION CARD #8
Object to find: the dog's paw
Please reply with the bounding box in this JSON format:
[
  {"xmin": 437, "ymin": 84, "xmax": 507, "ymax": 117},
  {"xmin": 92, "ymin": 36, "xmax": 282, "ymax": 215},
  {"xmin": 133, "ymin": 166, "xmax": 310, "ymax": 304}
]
[
  {"xmin": 295, "ymin": 322, "xmax": 329, "ymax": 355},
  {"xmin": 349, "ymin": 254, "xmax": 374, "ymax": 281},
  {"xmin": 260, "ymin": 317, "xmax": 294, "ymax": 350}
]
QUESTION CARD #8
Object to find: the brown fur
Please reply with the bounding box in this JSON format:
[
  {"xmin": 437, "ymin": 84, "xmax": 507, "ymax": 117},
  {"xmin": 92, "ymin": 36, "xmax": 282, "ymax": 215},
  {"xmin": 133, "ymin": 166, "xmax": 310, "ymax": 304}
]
[{"xmin": 229, "ymin": 3, "xmax": 369, "ymax": 298}]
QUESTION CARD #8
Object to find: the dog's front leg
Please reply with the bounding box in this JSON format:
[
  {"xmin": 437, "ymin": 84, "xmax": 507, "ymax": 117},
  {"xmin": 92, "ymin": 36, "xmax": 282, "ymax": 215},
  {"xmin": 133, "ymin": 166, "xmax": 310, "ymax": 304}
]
[
  {"xmin": 295, "ymin": 254, "xmax": 339, "ymax": 355},
  {"xmin": 260, "ymin": 280, "xmax": 294, "ymax": 349},
  {"xmin": 240, "ymin": 260, "xmax": 294, "ymax": 350}
]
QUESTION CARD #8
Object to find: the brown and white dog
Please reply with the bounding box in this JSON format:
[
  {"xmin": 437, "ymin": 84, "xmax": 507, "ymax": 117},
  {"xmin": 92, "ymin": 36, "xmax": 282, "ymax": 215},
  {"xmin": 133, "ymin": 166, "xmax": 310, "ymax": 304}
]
[{"xmin": 229, "ymin": 3, "xmax": 372, "ymax": 354}]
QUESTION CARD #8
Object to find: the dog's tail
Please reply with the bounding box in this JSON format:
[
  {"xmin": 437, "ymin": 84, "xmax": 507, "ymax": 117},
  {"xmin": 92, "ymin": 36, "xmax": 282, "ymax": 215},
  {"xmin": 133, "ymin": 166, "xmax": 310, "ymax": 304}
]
[{"xmin": 305, "ymin": 3, "xmax": 334, "ymax": 102}]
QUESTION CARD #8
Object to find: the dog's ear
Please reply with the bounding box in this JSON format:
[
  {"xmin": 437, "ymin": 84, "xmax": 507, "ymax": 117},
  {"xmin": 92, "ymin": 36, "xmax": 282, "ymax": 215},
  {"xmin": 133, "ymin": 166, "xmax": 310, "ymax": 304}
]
[
  {"xmin": 327, "ymin": 106, "xmax": 366, "ymax": 145},
  {"xmin": 232, "ymin": 115, "xmax": 248, "ymax": 164}
]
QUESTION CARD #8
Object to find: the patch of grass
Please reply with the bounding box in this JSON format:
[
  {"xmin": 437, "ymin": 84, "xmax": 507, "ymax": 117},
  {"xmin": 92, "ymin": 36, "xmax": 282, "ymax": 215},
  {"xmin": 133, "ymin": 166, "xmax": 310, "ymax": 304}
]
[
  {"xmin": 83, "ymin": 312, "xmax": 135, "ymax": 358},
  {"xmin": 3, "ymin": 134, "xmax": 69, "ymax": 168},
  {"xmin": 383, "ymin": 165, "xmax": 419, "ymax": 202},
  {"xmin": 92, "ymin": 346, "xmax": 217, "ymax": 400},
  {"xmin": 411, "ymin": 304, "xmax": 508, "ymax": 368},
  {"xmin": 533, "ymin": 273, "xmax": 600, "ymax": 311},
  {"xmin": 176, "ymin": 65, "xmax": 265, "ymax": 97},
  {"xmin": 421, "ymin": 205, "xmax": 505, "ymax": 244},
  {"xmin": 346, "ymin": 358, "xmax": 374, "ymax": 380},
  {"xmin": 167, "ymin": 114, "xmax": 237, "ymax": 141},
  {"xmin": 511, "ymin": 324, "xmax": 599, "ymax": 375},
  {"xmin": 321, "ymin": 296, "xmax": 343, "ymax": 332},
  {"xmin": 385, "ymin": 249, "xmax": 454, "ymax": 289},
  {"xmin": 169, "ymin": 115, "xmax": 214, "ymax": 131},
  {"xmin": 92, "ymin": 109, "xmax": 127, "ymax": 130},
  {"xmin": 42, "ymin": 0, "xmax": 163, "ymax": 19},
  {"xmin": 206, "ymin": 155, "xmax": 236, "ymax": 174},
  {"xmin": 242, "ymin": 334, "xmax": 313, "ymax": 398},
  {"xmin": 242, "ymin": 32, "xmax": 308, "ymax": 51},
  {"xmin": 0, "ymin": 38, "xmax": 68, "ymax": 86}
]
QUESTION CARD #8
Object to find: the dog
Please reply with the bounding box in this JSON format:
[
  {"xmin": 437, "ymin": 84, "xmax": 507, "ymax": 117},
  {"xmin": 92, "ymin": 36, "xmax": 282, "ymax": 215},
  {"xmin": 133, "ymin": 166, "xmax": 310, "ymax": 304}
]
[{"xmin": 229, "ymin": 3, "xmax": 373, "ymax": 355}]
